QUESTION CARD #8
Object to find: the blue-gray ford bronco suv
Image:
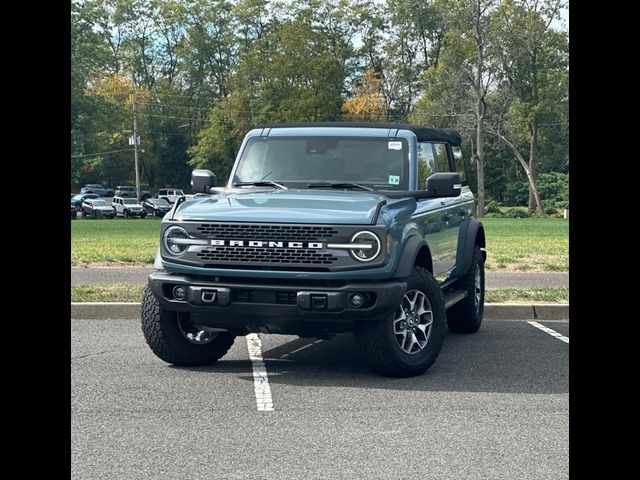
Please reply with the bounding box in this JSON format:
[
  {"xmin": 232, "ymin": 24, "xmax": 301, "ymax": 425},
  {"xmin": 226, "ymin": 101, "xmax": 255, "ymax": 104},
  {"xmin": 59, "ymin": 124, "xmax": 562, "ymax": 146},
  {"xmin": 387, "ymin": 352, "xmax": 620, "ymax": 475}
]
[{"xmin": 141, "ymin": 123, "xmax": 486, "ymax": 377}]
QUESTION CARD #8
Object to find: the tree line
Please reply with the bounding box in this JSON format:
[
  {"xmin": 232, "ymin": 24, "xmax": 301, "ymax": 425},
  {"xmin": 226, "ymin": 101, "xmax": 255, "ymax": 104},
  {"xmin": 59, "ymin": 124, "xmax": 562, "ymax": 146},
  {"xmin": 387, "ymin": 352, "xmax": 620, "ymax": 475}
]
[{"xmin": 71, "ymin": 0, "xmax": 568, "ymax": 216}]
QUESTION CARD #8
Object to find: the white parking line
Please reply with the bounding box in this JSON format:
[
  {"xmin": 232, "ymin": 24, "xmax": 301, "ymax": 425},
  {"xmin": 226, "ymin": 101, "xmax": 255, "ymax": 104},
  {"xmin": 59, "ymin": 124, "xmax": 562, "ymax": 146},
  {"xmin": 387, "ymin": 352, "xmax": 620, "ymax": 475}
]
[
  {"xmin": 280, "ymin": 339, "xmax": 324, "ymax": 358},
  {"xmin": 245, "ymin": 334, "xmax": 274, "ymax": 412},
  {"xmin": 528, "ymin": 321, "xmax": 569, "ymax": 343}
]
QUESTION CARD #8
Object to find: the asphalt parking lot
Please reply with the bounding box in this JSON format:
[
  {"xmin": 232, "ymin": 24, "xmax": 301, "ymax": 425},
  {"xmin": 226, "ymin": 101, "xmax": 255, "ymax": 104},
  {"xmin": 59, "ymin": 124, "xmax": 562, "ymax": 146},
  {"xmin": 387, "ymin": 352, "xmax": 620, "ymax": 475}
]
[{"xmin": 71, "ymin": 318, "xmax": 568, "ymax": 480}]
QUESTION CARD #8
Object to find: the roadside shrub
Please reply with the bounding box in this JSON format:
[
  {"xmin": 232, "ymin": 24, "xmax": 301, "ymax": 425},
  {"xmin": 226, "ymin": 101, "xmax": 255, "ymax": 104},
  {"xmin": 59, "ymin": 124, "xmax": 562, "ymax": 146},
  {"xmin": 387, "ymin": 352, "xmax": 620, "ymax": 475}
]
[
  {"xmin": 503, "ymin": 173, "xmax": 568, "ymax": 210},
  {"xmin": 484, "ymin": 212, "xmax": 504, "ymax": 218},
  {"xmin": 504, "ymin": 207, "xmax": 530, "ymax": 218},
  {"xmin": 484, "ymin": 200, "xmax": 503, "ymax": 214},
  {"xmin": 504, "ymin": 181, "xmax": 529, "ymax": 206},
  {"xmin": 545, "ymin": 206, "xmax": 558, "ymax": 216},
  {"xmin": 538, "ymin": 172, "xmax": 569, "ymax": 210}
]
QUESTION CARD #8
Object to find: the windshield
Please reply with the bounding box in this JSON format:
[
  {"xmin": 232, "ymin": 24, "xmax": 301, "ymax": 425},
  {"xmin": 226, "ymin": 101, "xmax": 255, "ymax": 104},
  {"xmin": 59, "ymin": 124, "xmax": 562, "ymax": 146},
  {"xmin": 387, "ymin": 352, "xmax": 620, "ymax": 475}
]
[
  {"xmin": 233, "ymin": 136, "xmax": 409, "ymax": 190},
  {"xmin": 153, "ymin": 199, "xmax": 170, "ymax": 207},
  {"xmin": 93, "ymin": 200, "xmax": 108, "ymax": 207},
  {"xmin": 123, "ymin": 198, "xmax": 139, "ymax": 205}
]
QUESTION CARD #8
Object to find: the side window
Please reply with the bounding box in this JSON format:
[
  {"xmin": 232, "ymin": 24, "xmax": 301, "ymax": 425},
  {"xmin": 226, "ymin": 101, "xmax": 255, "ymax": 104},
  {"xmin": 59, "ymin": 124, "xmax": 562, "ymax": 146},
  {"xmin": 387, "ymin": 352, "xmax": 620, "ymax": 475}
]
[
  {"xmin": 451, "ymin": 146, "xmax": 468, "ymax": 184},
  {"xmin": 417, "ymin": 142, "xmax": 436, "ymax": 189},
  {"xmin": 433, "ymin": 143, "xmax": 450, "ymax": 172}
]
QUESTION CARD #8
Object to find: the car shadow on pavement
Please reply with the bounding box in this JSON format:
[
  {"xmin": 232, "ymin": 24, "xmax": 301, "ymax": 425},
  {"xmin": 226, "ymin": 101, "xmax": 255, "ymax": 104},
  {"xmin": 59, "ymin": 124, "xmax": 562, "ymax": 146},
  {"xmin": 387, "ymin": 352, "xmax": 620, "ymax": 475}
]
[{"xmin": 252, "ymin": 320, "xmax": 569, "ymax": 395}]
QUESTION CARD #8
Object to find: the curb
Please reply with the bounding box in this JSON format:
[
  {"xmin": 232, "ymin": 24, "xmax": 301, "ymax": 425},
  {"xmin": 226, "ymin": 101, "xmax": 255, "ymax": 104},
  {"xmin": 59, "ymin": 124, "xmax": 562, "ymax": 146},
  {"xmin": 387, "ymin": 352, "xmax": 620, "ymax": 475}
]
[{"xmin": 71, "ymin": 302, "xmax": 569, "ymax": 321}]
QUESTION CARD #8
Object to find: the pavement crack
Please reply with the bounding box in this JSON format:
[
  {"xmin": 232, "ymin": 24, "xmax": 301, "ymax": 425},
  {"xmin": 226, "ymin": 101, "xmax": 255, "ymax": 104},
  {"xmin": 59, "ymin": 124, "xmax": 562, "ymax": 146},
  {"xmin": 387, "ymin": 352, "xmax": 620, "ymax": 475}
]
[{"xmin": 71, "ymin": 349, "xmax": 116, "ymax": 360}]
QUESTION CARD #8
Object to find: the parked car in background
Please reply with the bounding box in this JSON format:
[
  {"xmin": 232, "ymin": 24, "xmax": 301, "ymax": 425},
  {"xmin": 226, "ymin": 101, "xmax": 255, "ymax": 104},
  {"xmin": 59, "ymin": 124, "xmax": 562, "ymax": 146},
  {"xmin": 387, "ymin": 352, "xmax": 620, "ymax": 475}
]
[
  {"xmin": 71, "ymin": 193, "xmax": 99, "ymax": 211},
  {"xmin": 115, "ymin": 185, "xmax": 151, "ymax": 200},
  {"xmin": 156, "ymin": 188, "xmax": 185, "ymax": 204},
  {"xmin": 112, "ymin": 196, "xmax": 147, "ymax": 218},
  {"xmin": 143, "ymin": 198, "xmax": 172, "ymax": 217},
  {"xmin": 81, "ymin": 198, "xmax": 115, "ymax": 218},
  {"xmin": 80, "ymin": 184, "xmax": 114, "ymax": 197}
]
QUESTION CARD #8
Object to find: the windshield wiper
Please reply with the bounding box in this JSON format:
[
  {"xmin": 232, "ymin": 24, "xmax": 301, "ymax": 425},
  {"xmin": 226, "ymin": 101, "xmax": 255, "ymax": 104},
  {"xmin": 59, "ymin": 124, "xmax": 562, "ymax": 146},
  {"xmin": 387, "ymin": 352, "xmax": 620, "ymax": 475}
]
[
  {"xmin": 233, "ymin": 181, "xmax": 288, "ymax": 190},
  {"xmin": 307, "ymin": 182, "xmax": 373, "ymax": 192}
]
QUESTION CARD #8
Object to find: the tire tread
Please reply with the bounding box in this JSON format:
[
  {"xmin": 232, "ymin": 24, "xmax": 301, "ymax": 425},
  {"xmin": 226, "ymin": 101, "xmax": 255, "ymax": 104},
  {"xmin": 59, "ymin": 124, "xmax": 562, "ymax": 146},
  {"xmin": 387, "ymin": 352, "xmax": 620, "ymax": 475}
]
[{"xmin": 141, "ymin": 286, "xmax": 235, "ymax": 366}]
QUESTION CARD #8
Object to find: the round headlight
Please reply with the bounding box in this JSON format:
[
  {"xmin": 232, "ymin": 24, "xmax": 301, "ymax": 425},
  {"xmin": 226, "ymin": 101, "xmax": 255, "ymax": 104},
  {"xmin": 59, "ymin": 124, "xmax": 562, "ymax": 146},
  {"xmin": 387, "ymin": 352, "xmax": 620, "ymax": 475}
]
[
  {"xmin": 163, "ymin": 225, "xmax": 190, "ymax": 256},
  {"xmin": 349, "ymin": 231, "xmax": 381, "ymax": 262}
]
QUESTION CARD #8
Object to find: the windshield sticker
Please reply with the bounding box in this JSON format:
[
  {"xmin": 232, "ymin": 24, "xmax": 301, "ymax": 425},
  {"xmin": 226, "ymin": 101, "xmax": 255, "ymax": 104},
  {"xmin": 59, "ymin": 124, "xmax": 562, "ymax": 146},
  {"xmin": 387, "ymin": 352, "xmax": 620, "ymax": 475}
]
[
  {"xmin": 388, "ymin": 175, "xmax": 400, "ymax": 185},
  {"xmin": 388, "ymin": 141, "xmax": 402, "ymax": 150}
]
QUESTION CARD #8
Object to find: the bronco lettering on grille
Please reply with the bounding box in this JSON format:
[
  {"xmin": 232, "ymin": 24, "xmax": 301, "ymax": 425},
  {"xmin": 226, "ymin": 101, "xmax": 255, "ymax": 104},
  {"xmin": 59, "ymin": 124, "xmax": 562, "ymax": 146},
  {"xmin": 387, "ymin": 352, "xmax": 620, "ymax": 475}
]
[{"xmin": 210, "ymin": 239, "xmax": 324, "ymax": 249}]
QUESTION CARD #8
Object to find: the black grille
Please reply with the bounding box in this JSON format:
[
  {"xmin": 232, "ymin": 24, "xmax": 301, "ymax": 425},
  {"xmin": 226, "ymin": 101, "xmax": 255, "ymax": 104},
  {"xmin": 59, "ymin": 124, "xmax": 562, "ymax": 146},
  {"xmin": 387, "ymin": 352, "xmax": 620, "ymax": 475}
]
[
  {"xmin": 276, "ymin": 291, "xmax": 298, "ymax": 304},
  {"xmin": 233, "ymin": 289, "xmax": 298, "ymax": 305},
  {"xmin": 197, "ymin": 247, "xmax": 338, "ymax": 265},
  {"xmin": 196, "ymin": 224, "xmax": 339, "ymax": 241}
]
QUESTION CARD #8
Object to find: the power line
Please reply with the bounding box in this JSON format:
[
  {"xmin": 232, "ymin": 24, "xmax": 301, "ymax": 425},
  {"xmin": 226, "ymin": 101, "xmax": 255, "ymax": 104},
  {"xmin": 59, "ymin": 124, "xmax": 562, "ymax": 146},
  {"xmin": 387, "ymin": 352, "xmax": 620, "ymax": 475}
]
[{"xmin": 71, "ymin": 148, "xmax": 132, "ymax": 159}]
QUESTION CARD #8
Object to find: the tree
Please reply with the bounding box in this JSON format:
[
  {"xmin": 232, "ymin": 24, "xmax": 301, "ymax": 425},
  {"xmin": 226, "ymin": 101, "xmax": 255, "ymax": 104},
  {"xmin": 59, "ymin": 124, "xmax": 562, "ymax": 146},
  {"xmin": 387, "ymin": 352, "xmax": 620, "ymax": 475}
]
[
  {"xmin": 341, "ymin": 69, "xmax": 387, "ymax": 121},
  {"xmin": 78, "ymin": 73, "xmax": 150, "ymax": 187},
  {"xmin": 383, "ymin": 0, "xmax": 446, "ymax": 118},
  {"xmin": 71, "ymin": 0, "xmax": 568, "ymax": 202},
  {"xmin": 413, "ymin": 0, "xmax": 500, "ymax": 217},
  {"xmin": 187, "ymin": 93, "xmax": 251, "ymax": 180},
  {"xmin": 488, "ymin": 0, "xmax": 568, "ymax": 214}
]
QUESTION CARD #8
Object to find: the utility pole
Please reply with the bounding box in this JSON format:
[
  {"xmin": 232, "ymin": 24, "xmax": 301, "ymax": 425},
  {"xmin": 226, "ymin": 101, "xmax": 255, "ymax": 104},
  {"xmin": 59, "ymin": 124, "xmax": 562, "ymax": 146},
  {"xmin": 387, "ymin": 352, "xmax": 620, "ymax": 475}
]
[{"xmin": 131, "ymin": 76, "xmax": 141, "ymax": 201}]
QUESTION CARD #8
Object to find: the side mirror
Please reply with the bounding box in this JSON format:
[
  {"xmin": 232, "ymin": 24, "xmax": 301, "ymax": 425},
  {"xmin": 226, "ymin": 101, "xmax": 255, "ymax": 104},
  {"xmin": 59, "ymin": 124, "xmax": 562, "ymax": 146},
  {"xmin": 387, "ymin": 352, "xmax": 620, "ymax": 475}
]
[
  {"xmin": 425, "ymin": 172, "xmax": 462, "ymax": 197},
  {"xmin": 191, "ymin": 169, "xmax": 217, "ymax": 193}
]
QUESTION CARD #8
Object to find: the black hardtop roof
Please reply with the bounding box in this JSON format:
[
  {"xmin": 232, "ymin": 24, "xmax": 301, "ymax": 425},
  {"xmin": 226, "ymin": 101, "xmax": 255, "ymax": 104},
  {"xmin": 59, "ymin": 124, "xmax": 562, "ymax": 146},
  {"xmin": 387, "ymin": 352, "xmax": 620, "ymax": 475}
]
[{"xmin": 256, "ymin": 122, "xmax": 462, "ymax": 146}]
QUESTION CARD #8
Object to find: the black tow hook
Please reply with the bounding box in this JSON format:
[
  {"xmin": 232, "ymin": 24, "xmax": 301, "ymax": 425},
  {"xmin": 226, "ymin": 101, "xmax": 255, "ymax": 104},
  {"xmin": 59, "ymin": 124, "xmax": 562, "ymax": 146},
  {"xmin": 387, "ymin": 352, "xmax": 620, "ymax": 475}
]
[{"xmin": 201, "ymin": 289, "xmax": 216, "ymax": 303}]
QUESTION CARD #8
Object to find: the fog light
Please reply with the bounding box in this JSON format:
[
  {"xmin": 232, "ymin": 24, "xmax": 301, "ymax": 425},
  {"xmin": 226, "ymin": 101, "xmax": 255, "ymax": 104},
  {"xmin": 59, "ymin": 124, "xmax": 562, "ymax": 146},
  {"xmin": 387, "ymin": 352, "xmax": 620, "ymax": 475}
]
[
  {"xmin": 350, "ymin": 293, "xmax": 364, "ymax": 308},
  {"xmin": 173, "ymin": 285, "xmax": 186, "ymax": 301}
]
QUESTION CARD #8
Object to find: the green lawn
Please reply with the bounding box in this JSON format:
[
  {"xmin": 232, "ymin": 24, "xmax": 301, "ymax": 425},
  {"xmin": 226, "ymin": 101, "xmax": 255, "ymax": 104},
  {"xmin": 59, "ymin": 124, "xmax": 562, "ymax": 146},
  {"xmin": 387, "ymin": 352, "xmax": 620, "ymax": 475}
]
[
  {"xmin": 71, "ymin": 283, "xmax": 146, "ymax": 302},
  {"xmin": 71, "ymin": 218, "xmax": 161, "ymax": 265},
  {"xmin": 485, "ymin": 287, "xmax": 568, "ymax": 303},
  {"xmin": 481, "ymin": 218, "xmax": 568, "ymax": 271},
  {"xmin": 70, "ymin": 284, "xmax": 569, "ymax": 303},
  {"xmin": 71, "ymin": 217, "xmax": 568, "ymax": 271}
]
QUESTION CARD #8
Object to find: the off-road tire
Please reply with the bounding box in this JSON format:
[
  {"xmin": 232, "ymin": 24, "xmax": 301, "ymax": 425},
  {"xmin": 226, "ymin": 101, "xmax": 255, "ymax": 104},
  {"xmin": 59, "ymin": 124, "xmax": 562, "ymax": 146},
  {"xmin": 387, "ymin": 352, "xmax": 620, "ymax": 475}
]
[
  {"xmin": 354, "ymin": 266, "xmax": 445, "ymax": 377},
  {"xmin": 140, "ymin": 286, "xmax": 235, "ymax": 366},
  {"xmin": 447, "ymin": 245, "xmax": 485, "ymax": 333}
]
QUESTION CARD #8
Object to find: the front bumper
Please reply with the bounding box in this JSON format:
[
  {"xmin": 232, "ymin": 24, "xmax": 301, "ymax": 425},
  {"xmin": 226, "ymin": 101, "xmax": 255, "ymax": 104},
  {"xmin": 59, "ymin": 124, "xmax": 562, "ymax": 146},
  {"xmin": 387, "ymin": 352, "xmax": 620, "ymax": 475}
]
[
  {"xmin": 125, "ymin": 209, "xmax": 145, "ymax": 217},
  {"xmin": 148, "ymin": 271, "xmax": 406, "ymax": 336}
]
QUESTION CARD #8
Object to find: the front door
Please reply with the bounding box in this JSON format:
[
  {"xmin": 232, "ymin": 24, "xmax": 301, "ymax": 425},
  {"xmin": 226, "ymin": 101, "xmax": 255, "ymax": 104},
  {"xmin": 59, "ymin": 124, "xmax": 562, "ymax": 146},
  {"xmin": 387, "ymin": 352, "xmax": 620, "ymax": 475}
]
[{"xmin": 414, "ymin": 142, "xmax": 461, "ymax": 281}]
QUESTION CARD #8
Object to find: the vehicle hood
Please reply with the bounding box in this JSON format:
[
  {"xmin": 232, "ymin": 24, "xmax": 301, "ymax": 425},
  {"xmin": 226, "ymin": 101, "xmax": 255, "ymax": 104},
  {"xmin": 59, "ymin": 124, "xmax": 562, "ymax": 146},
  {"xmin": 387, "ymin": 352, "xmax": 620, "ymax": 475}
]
[
  {"xmin": 172, "ymin": 189, "xmax": 412, "ymax": 224},
  {"xmin": 95, "ymin": 205, "xmax": 114, "ymax": 211}
]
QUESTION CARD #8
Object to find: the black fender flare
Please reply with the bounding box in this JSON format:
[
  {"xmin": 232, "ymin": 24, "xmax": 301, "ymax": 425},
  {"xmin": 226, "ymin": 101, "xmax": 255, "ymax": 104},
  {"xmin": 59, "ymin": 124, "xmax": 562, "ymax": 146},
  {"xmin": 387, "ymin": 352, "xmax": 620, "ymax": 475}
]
[
  {"xmin": 451, "ymin": 220, "xmax": 486, "ymax": 279},
  {"xmin": 393, "ymin": 235, "xmax": 432, "ymax": 278}
]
